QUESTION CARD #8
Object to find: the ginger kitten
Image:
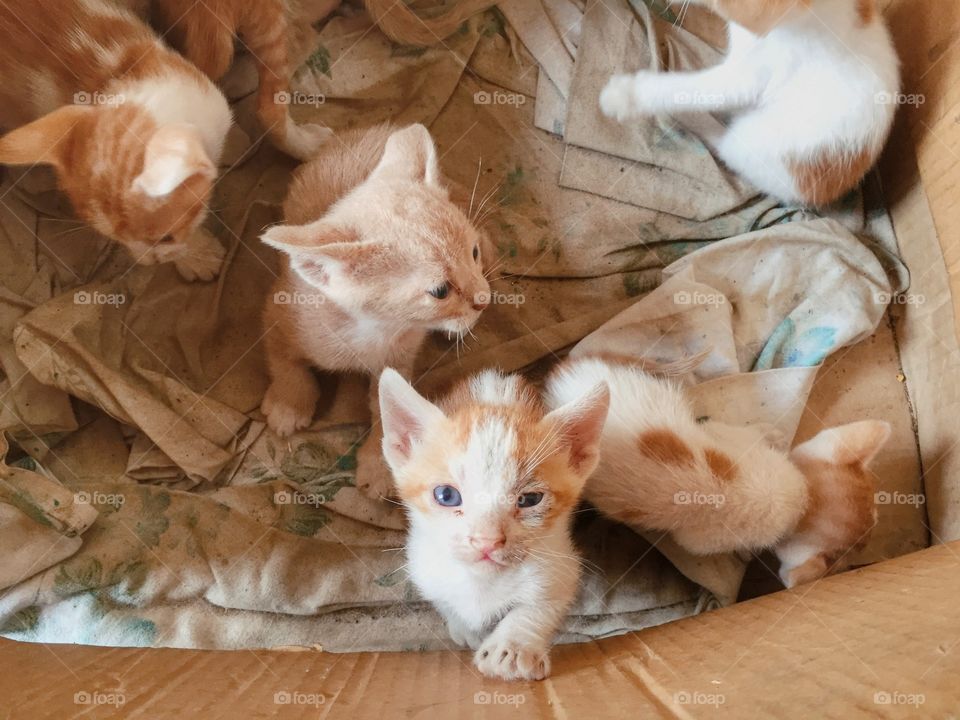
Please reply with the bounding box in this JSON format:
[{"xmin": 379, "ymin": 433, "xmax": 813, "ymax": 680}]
[
  {"xmin": 260, "ymin": 124, "xmax": 490, "ymax": 498},
  {"xmin": 600, "ymin": 0, "xmax": 900, "ymax": 207},
  {"xmin": 546, "ymin": 358, "xmax": 890, "ymax": 587},
  {"xmin": 0, "ymin": 0, "xmax": 231, "ymax": 281},
  {"xmin": 145, "ymin": 0, "xmax": 334, "ymax": 160},
  {"xmin": 379, "ymin": 368, "xmax": 610, "ymax": 681}
]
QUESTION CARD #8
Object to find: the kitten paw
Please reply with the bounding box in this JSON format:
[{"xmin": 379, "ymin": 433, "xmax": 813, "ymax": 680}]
[
  {"xmin": 474, "ymin": 637, "xmax": 551, "ymax": 681},
  {"xmin": 174, "ymin": 229, "xmax": 226, "ymax": 282},
  {"xmin": 281, "ymin": 121, "xmax": 333, "ymax": 161},
  {"xmin": 446, "ymin": 618, "xmax": 482, "ymax": 650},
  {"xmin": 262, "ymin": 382, "xmax": 318, "ymax": 437},
  {"xmin": 355, "ymin": 441, "xmax": 396, "ymax": 501},
  {"xmin": 600, "ymin": 73, "xmax": 644, "ymax": 122}
]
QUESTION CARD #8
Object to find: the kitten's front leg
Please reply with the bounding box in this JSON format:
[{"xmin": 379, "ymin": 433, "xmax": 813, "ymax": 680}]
[
  {"xmin": 600, "ymin": 65, "xmax": 759, "ymax": 121},
  {"xmin": 174, "ymin": 227, "xmax": 226, "ymax": 282},
  {"xmin": 444, "ymin": 612, "xmax": 483, "ymax": 650},
  {"xmin": 474, "ymin": 604, "xmax": 557, "ymax": 681},
  {"xmin": 262, "ymin": 346, "xmax": 321, "ymax": 437}
]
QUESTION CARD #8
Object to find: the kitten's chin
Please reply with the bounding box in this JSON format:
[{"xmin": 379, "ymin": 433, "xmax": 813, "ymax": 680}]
[{"xmin": 435, "ymin": 313, "xmax": 481, "ymax": 337}]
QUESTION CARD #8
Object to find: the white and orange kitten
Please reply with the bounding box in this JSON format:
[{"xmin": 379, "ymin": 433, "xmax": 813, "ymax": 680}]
[
  {"xmin": 546, "ymin": 357, "xmax": 891, "ymax": 587},
  {"xmin": 379, "ymin": 368, "xmax": 610, "ymax": 681},
  {"xmin": 600, "ymin": 0, "xmax": 900, "ymax": 206},
  {"xmin": 0, "ymin": 0, "xmax": 230, "ymax": 280},
  {"xmin": 260, "ymin": 124, "xmax": 490, "ymax": 498}
]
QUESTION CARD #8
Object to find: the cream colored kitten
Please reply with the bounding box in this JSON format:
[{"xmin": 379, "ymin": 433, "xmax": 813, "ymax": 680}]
[
  {"xmin": 260, "ymin": 124, "xmax": 490, "ymax": 498},
  {"xmin": 546, "ymin": 357, "xmax": 890, "ymax": 586},
  {"xmin": 379, "ymin": 368, "xmax": 610, "ymax": 681}
]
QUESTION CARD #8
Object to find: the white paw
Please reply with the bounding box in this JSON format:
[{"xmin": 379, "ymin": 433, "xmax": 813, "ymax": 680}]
[
  {"xmin": 446, "ymin": 619, "xmax": 483, "ymax": 650},
  {"xmin": 174, "ymin": 229, "xmax": 225, "ymax": 282},
  {"xmin": 474, "ymin": 636, "xmax": 550, "ymax": 681},
  {"xmin": 262, "ymin": 382, "xmax": 317, "ymax": 437},
  {"xmin": 600, "ymin": 73, "xmax": 644, "ymax": 122},
  {"xmin": 281, "ymin": 121, "xmax": 333, "ymax": 161},
  {"xmin": 355, "ymin": 439, "xmax": 396, "ymax": 501}
]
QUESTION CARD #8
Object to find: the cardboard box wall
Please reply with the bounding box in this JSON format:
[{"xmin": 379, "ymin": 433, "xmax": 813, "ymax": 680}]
[{"xmin": 2, "ymin": 0, "xmax": 960, "ymax": 716}]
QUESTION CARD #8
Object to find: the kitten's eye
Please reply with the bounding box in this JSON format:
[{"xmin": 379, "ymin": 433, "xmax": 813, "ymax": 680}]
[
  {"xmin": 158, "ymin": 234, "xmax": 176, "ymax": 244},
  {"xmin": 433, "ymin": 485, "xmax": 462, "ymax": 507},
  {"xmin": 472, "ymin": 245, "xmax": 479, "ymax": 261},
  {"xmin": 428, "ymin": 283, "xmax": 450, "ymax": 299},
  {"xmin": 517, "ymin": 492, "xmax": 544, "ymax": 508}
]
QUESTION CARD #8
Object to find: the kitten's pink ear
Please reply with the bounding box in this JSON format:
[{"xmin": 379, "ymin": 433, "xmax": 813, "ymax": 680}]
[
  {"xmin": 0, "ymin": 106, "xmax": 92, "ymax": 169},
  {"xmin": 542, "ymin": 382, "xmax": 610, "ymax": 478},
  {"xmin": 369, "ymin": 124, "xmax": 440, "ymax": 187},
  {"xmin": 378, "ymin": 368, "xmax": 445, "ymax": 475},
  {"xmin": 261, "ymin": 221, "xmax": 365, "ymax": 288},
  {"xmin": 132, "ymin": 124, "xmax": 216, "ymax": 198},
  {"xmin": 791, "ymin": 421, "xmax": 891, "ymax": 467}
]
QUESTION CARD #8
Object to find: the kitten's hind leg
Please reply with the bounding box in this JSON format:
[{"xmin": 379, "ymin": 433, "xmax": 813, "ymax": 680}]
[
  {"xmin": 262, "ymin": 350, "xmax": 321, "ymax": 437},
  {"xmin": 600, "ymin": 63, "xmax": 761, "ymax": 122},
  {"xmin": 239, "ymin": 1, "xmax": 333, "ymax": 160}
]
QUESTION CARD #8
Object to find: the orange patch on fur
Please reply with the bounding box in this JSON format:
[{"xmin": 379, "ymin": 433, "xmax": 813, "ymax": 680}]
[
  {"xmin": 788, "ymin": 148, "xmax": 875, "ymax": 207},
  {"xmin": 856, "ymin": 0, "xmax": 876, "ymax": 26},
  {"xmin": 710, "ymin": 0, "xmax": 811, "ymax": 35},
  {"xmin": 637, "ymin": 429, "xmax": 696, "ymax": 467},
  {"xmin": 705, "ymin": 449, "xmax": 738, "ymax": 483}
]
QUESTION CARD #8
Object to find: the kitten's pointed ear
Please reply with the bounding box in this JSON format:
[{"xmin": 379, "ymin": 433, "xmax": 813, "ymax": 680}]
[
  {"xmin": 379, "ymin": 369, "xmax": 446, "ymax": 474},
  {"xmin": 542, "ymin": 382, "xmax": 610, "ymax": 477},
  {"xmin": 132, "ymin": 124, "xmax": 216, "ymax": 198},
  {"xmin": 0, "ymin": 106, "xmax": 93, "ymax": 169},
  {"xmin": 369, "ymin": 124, "xmax": 440, "ymax": 187},
  {"xmin": 261, "ymin": 221, "xmax": 364, "ymax": 288},
  {"xmin": 791, "ymin": 421, "xmax": 891, "ymax": 468}
]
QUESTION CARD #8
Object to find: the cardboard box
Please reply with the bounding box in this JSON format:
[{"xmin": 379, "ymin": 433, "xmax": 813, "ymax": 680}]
[{"xmin": 2, "ymin": 0, "xmax": 959, "ymax": 716}]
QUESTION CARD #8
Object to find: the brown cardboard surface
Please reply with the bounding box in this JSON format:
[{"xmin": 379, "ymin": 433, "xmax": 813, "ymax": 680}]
[{"xmin": 2, "ymin": 541, "xmax": 959, "ymax": 718}]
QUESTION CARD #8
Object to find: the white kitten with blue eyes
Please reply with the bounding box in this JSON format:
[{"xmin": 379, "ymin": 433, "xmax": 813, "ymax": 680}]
[{"xmin": 378, "ymin": 368, "xmax": 610, "ymax": 681}]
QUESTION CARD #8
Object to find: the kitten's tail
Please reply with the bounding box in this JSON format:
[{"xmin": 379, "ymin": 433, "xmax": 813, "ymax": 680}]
[{"xmin": 365, "ymin": 0, "xmax": 495, "ymax": 46}]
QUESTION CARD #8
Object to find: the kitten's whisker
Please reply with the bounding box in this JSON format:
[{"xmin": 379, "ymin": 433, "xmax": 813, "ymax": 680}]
[{"xmin": 468, "ymin": 156, "xmax": 483, "ymax": 218}]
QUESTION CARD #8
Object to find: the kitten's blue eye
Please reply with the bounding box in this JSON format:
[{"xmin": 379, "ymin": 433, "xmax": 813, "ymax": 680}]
[
  {"xmin": 433, "ymin": 485, "xmax": 462, "ymax": 507},
  {"xmin": 517, "ymin": 492, "xmax": 543, "ymax": 508},
  {"xmin": 428, "ymin": 283, "xmax": 450, "ymax": 299}
]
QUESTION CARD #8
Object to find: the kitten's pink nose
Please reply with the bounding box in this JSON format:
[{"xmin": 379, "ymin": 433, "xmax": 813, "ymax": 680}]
[
  {"xmin": 469, "ymin": 534, "xmax": 505, "ymax": 555},
  {"xmin": 472, "ymin": 299, "xmax": 489, "ymax": 312}
]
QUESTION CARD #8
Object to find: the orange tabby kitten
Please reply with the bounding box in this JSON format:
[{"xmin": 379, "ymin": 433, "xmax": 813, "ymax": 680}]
[
  {"xmin": 0, "ymin": 0, "xmax": 229, "ymax": 281},
  {"xmin": 261, "ymin": 123, "xmax": 490, "ymax": 498},
  {"xmin": 379, "ymin": 367, "xmax": 610, "ymax": 680}
]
